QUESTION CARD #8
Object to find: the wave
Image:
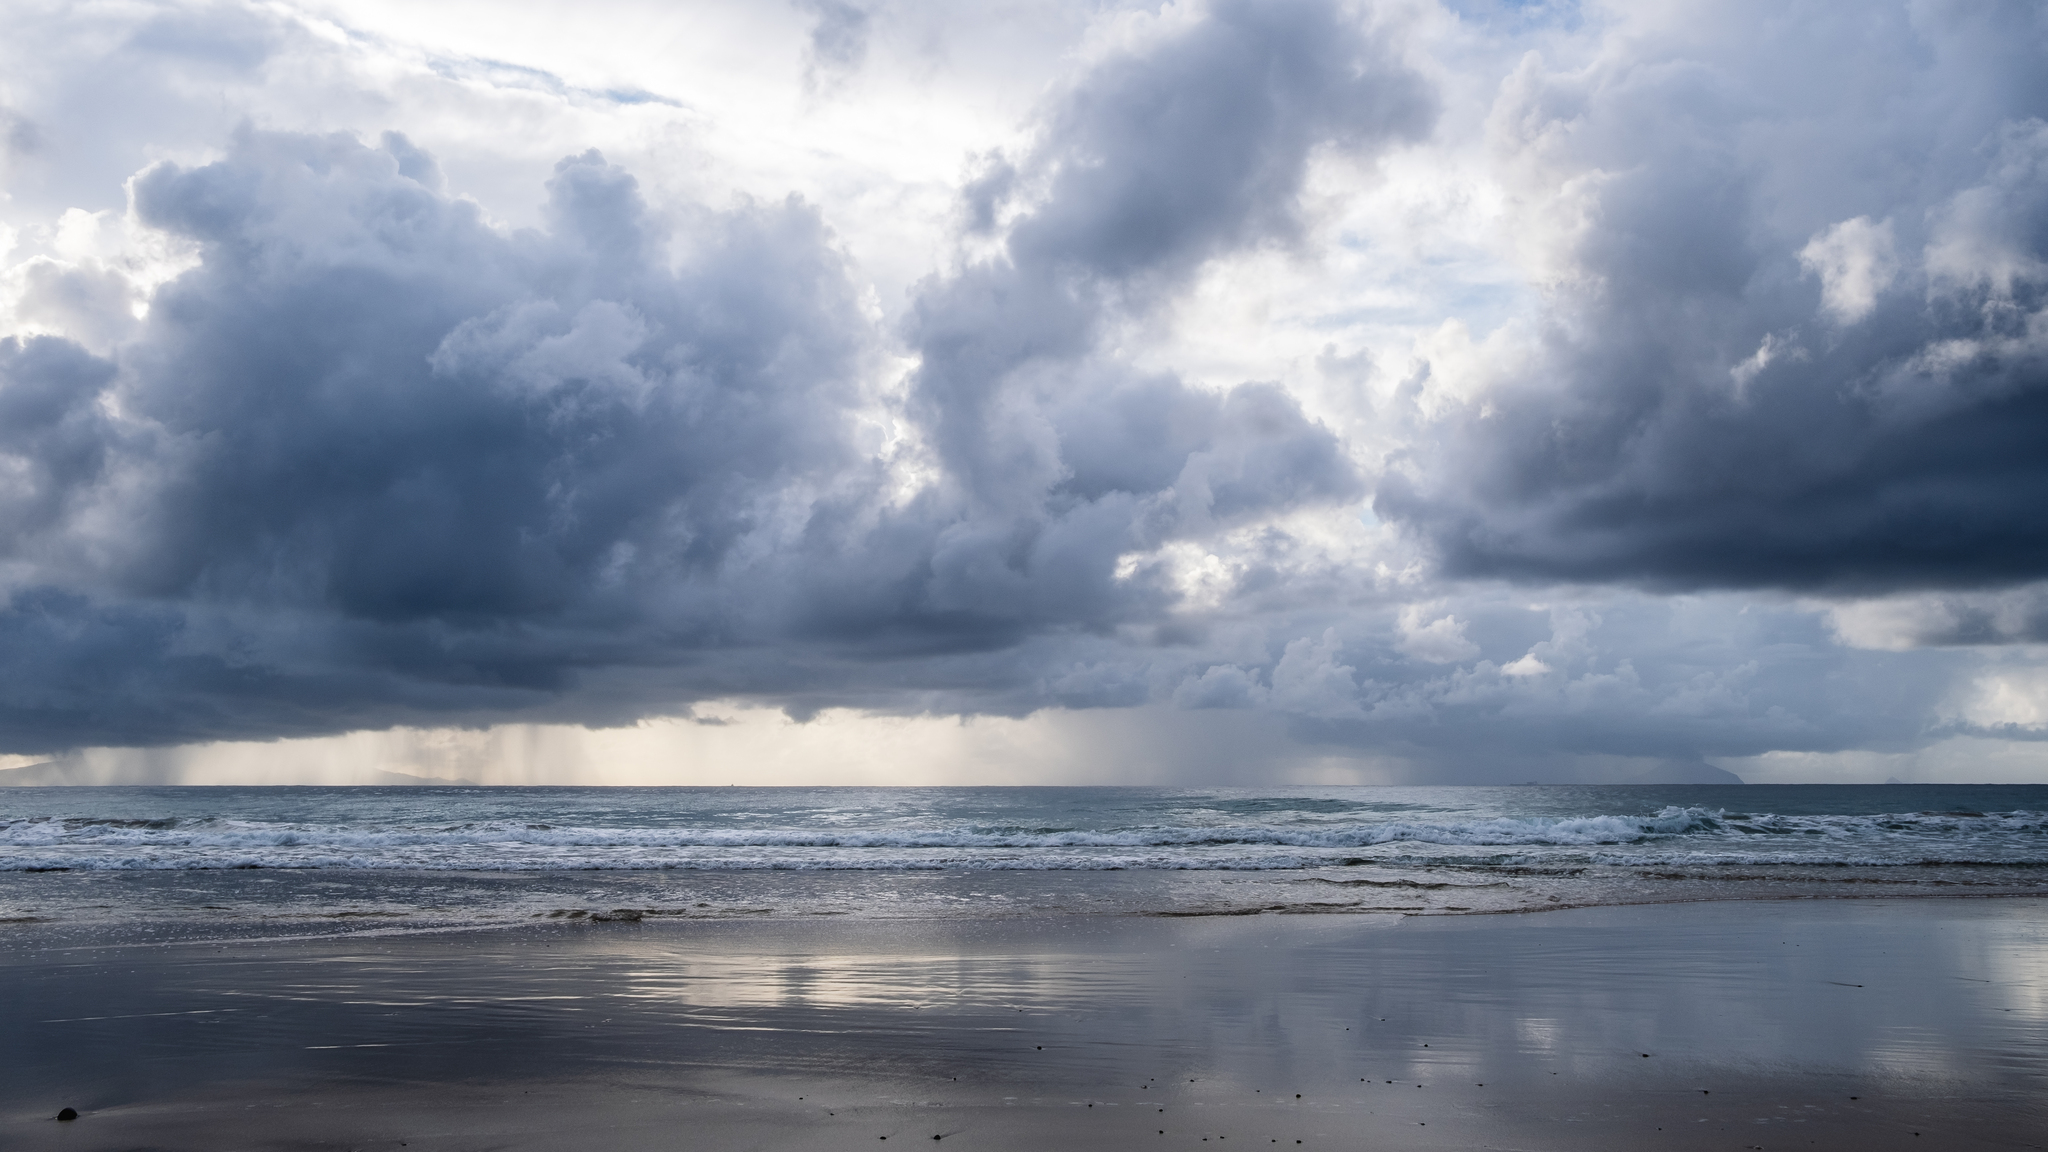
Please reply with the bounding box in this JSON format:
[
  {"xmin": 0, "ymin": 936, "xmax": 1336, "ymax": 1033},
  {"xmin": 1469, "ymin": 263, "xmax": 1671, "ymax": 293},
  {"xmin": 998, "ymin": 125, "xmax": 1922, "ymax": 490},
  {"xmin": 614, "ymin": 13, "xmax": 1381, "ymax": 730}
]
[
  {"xmin": 0, "ymin": 807, "xmax": 1726, "ymax": 850},
  {"xmin": 2, "ymin": 806, "xmax": 2043, "ymax": 870},
  {"xmin": 4, "ymin": 850, "xmax": 2044, "ymax": 873}
]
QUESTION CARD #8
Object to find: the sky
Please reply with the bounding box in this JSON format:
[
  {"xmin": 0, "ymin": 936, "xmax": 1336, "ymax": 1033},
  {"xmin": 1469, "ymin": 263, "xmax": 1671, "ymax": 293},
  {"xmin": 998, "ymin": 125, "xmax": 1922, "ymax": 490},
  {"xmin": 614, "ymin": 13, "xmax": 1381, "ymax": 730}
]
[{"xmin": 2, "ymin": 0, "xmax": 2047, "ymax": 785}]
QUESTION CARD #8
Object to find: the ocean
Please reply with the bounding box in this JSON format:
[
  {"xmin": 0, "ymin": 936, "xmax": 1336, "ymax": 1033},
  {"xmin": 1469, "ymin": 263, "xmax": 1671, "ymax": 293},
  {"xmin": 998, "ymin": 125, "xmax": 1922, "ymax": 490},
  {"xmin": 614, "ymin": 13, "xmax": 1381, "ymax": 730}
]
[{"xmin": 4, "ymin": 784, "xmax": 2045, "ymax": 938}]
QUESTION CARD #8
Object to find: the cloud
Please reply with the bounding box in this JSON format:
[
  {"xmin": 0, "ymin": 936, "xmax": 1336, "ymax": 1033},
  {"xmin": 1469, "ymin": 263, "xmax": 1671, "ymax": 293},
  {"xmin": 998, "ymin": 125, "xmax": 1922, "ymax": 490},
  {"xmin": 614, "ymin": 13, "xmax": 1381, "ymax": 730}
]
[
  {"xmin": 891, "ymin": 0, "xmax": 1430, "ymax": 638},
  {"xmin": 1377, "ymin": 1, "xmax": 2048, "ymax": 595},
  {"xmin": 1395, "ymin": 603, "xmax": 1480, "ymax": 664},
  {"xmin": 1799, "ymin": 216, "xmax": 1897, "ymax": 326},
  {"xmin": 1259, "ymin": 592, "xmax": 1968, "ymax": 781},
  {"xmin": 0, "ymin": 0, "xmax": 1433, "ymax": 753},
  {"xmin": 2, "ymin": 107, "xmax": 41, "ymax": 160},
  {"xmin": 1947, "ymin": 665, "xmax": 2048, "ymax": 732},
  {"xmin": 0, "ymin": 127, "xmax": 878, "ymax": 749},
  {"xmin": 799, "ymin": 0, "xmax": 871, "ymax": 93},
  {"xmin": 0, "ymin": 336, "xmax": 118, "ymax": 550},
  {"xmin": 7, "ymin": 0, "xmax": 2048, "ymax": 784},
  {"xmin": 1827, "ymin": 583, "xmax": 2048, "ymax": 649}
]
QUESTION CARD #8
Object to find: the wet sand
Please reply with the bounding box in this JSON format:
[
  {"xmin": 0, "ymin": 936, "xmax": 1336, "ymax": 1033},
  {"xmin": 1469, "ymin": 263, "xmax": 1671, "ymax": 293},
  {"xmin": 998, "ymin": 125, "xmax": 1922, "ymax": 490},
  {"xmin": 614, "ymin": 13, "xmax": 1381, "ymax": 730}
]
[{"xmin": 4, "ymin": 898, "xmax": 2044, "ymax": 1151}]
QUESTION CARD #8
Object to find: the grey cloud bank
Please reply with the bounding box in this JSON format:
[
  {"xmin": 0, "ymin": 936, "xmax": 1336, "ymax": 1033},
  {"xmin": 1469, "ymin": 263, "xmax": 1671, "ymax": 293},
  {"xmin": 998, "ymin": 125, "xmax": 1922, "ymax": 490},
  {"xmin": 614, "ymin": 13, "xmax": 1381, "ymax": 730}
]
[
  {"xmin": 1379, "ymin": 1, "xmax": 2048, "ymax": 593},
  {"xmin": 1, "ymin": 0, "xmax": 2046, "ymax": 782},
  {"xmin": 0, "ymin": 1, "xmax": 1418, "ymax": 754}
]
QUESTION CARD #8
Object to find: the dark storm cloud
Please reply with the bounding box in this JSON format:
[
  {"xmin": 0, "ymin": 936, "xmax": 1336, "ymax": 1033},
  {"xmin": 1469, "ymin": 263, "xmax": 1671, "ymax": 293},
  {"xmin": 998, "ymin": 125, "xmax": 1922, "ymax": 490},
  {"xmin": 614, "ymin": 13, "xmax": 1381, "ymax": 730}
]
[
  {"xmin": 110, "ymin": 133, "xmax": 866, "ymax": 630},
  {"xmin": 0, "ymin": 0, "xmax": 1431, "ymax": 752},
  {"xmin": 0, "ymin": 337, "xmax": 118, "ymax": 547},
  {"xmin": 0, "ymin": 128, "xmax": 880, "ymax": 749},
  {"xmin": 1377, "ymin": 1, "xmax": 2048, "ymax": 595}
]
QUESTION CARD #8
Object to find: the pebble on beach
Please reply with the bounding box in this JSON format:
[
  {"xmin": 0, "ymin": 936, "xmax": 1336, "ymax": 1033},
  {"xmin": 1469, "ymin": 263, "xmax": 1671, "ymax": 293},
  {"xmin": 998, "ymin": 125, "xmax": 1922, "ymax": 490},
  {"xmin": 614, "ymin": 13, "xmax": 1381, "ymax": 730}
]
[{"xmin": 56, "ymin": 1108, "xmax": 78, "ymax": 1122}]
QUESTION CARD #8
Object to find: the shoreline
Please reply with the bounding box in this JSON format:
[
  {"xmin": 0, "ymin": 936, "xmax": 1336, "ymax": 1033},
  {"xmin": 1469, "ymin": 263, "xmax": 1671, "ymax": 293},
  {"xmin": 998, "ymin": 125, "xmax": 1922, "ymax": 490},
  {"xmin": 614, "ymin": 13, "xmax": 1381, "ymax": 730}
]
[
  {"xmin": 7, "ymin": 884, "xmax": 2048, "ymax": 955},
  {"xmin": 7, "ymin": 859, "xmax": 2048, "ymax": 947},
  {"xmin": 8, "ymin": 884, "xmax": 2048, "ymax": 964},
  {"xmin": 5, "ymin": 897, "xmax": 2044, "ymax": 1150}
]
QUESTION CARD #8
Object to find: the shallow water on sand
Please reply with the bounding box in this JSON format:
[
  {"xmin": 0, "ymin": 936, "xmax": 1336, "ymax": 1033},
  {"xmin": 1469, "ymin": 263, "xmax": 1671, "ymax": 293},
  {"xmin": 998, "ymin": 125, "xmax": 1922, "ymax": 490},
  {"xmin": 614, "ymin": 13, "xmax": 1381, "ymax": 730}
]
[{"xmin": 2, "ymin": 899, "xmax": 2043, "ymax": 1151}]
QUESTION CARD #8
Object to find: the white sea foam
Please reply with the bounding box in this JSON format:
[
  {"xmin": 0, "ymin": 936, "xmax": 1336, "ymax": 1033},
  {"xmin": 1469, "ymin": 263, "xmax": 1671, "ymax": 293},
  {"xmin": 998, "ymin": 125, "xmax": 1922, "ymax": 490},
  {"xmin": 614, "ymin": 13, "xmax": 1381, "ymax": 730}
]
[{"xmin": 3, "ymin": 798, "xmax": 2043, "ymax": 872}]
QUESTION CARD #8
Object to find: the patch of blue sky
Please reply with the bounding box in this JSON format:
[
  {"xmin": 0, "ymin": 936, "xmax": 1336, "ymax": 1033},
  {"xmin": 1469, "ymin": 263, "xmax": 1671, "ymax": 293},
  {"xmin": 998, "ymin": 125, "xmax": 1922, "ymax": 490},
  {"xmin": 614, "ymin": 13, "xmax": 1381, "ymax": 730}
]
[
  {"xmin": 1441, "ymin": 0, "xmax": 1583, "ymax": 29},
  {"xmin": 1307, "ymin": 274, "xmax": 1528, "ymax": 338},
  {"xmin": 603, "ymin": 88, "xmax": 682, "ymax": 108},
  {"xmin": 425, "ymin": 56, "xmax": 682, "ymax": 109}
]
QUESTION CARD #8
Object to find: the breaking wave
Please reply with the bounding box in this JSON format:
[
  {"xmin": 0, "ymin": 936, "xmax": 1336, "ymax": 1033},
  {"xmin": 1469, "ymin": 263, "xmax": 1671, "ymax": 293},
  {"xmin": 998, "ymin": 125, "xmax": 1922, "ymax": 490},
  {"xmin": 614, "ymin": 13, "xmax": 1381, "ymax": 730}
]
[{"xmin": 3, "ymin": 802, "xmax": 2043, "ymax": 871}]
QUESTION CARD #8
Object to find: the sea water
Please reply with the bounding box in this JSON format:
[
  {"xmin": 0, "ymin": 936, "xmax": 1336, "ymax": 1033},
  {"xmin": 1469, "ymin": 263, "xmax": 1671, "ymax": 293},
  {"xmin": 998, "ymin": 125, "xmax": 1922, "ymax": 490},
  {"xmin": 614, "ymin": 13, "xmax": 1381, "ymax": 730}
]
[
  {"xmin": 3, "ymin": 784, "xmax": 2044, "ymax": 936},
  {"xmin": 6, "ymin": 783, "xmax": 2047, "ymax": 871}
]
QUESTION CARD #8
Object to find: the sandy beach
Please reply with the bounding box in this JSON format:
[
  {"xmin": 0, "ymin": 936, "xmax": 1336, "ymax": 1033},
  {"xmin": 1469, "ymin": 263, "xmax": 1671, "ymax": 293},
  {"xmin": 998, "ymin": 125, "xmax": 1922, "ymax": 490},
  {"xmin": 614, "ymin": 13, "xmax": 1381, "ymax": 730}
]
[{"xmin": 4, "ymin": 896, "xmax": 2043, "ymax": 1151}]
